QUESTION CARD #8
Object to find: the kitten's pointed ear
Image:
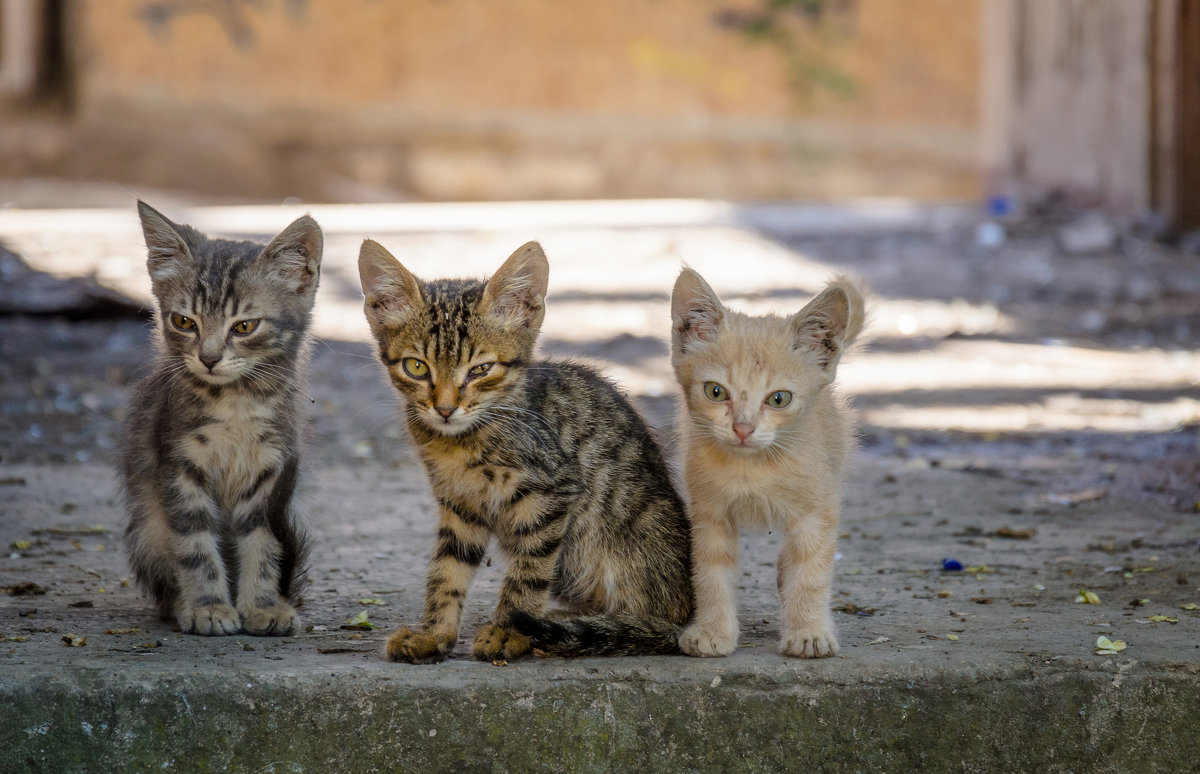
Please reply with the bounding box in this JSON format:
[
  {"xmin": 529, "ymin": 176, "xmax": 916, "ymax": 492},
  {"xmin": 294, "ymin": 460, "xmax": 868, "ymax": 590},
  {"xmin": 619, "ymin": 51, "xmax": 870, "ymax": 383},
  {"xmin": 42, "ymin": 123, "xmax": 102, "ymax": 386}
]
[
  {"xmin": 137, "ymin": 200, "xmax": 191, "ymax": 283},
  {"xmin": 263, "ymin": 215, "xmax": 323, "ymax": 296},
  {"xmin": 790, "ymin": 278, "xmax": 864, "ymax": 377},
  {"xmin": 481, "ymin": 241, "xmax": 549, "ymax": 331},
  {"xmin": 358, "ymin": 239, "xmax": 423, "ymax": 329},
  {"xmin": 671, "ymin": 267, "xmax": 724, "ymax": 354}
]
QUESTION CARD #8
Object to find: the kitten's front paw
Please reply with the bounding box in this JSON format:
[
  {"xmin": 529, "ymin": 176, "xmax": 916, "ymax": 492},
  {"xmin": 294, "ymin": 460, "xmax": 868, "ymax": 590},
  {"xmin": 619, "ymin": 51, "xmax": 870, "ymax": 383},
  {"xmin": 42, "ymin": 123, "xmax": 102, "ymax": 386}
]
[
  {"xmin": 242, "ymin": 603, "xmax": 298, "ymax": 636},
  {"xmin": 679, "ymin": 622, "xmax": 737, "ymax": 657},
  {"xmin": 472, "ymin": 623, "xmax": 531, "ymax": 661},
  {"xmin": 386, "ymin": 626, "xmax": 454, "ymax": 664},
  {"xmin": 180, "ymin": 603, "xmax": 242, "ymax": 636},
  {"xmin": 780, "ymin": 627, "xmax": 839, "ymax": 659}
]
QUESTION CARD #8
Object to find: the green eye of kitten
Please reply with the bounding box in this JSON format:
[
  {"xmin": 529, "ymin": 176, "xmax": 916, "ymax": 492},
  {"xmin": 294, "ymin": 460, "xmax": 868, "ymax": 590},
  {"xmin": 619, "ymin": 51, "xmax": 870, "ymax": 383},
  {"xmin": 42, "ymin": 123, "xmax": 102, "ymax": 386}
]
[
  {"xmin": 170, "ymin": 313, "xmax": 196, "ymax": 331},
  {"xmin": 703, "ymin": 382, "xmax": 727, "ymax": 402},
  {"xmin": 231, "ymin": 319, "xmax": 260, "ymax": 336},
  {"xmin": 402, "ymin": 357, "xmax": 430, "ymax": 379},
  {"xmin": 766, "ymin": 390, "xmax": 793, "ymax": 408},
  {"xmin": 467, "ymin": 362, "xmax": 494, "ymax": 379}
]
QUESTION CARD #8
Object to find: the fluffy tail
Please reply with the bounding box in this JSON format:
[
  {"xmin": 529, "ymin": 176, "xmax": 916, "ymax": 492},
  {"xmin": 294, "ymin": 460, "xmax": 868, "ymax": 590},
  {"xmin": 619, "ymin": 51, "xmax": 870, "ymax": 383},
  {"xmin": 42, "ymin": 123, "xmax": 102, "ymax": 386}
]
[{"xmin": 506, "ymin": 610, "xmax": 684, "ymax": 657}]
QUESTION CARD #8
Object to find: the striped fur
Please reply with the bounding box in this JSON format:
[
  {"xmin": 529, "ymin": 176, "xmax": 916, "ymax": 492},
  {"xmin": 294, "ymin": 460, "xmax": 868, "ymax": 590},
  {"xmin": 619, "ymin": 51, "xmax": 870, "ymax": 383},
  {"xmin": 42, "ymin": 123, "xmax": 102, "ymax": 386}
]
[
  {"xmin": 359, "ymin": 240, "xmax": 693, "ymax": 662},
  {"xmin": 120, "ymin": 201, "xmax": 320, "ymax": 636}
]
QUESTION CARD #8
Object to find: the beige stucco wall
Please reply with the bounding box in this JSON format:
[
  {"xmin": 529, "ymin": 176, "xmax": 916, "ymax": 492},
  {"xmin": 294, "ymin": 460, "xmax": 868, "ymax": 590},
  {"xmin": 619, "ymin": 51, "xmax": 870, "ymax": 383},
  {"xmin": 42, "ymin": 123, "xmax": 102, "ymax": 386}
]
[{"xmin": 58, "ymin": 0, "xmax": 981, "ymax": 201}]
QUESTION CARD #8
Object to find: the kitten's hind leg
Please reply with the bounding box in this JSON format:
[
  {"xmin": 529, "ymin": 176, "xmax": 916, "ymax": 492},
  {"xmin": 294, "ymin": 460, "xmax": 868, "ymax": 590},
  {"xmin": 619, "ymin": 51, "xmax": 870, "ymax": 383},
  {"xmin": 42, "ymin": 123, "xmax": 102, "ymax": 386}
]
[
  {"xmin": 387, "ymin": 504, "xmax": 489, "ymax": 663},
  {"xmin": 777, "ymin": 512, "xmax": 839, "ymax": 658},
  {"xmin": 679, "ymin": 509, "xmax": 739, "ymax": 657}
]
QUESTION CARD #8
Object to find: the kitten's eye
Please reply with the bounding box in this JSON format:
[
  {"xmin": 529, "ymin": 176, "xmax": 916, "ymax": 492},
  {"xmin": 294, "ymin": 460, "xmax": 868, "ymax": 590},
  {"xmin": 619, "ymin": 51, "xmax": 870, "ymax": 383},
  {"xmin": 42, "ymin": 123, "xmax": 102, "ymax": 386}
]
[
  {"xmin": 703, "ymin": 382, "xmax": 728, "ymax": 402},
  {"xmin": 231, "ymin": 319, "xmax": 260, "ymax": 336},
  {"xmin": 170, "ymin": 313, "xmax": 196, "ymax": 332},
  {"xmin": 766, "ymin": 390, "xmax": 793, "ymax": 408},
  {"xmin": 467, "ymin": 362, "xmax": 494, "ymax": 380},
  {"xmin": 402, "ymin": 357, "xmax": 430, "ymax": 379}
]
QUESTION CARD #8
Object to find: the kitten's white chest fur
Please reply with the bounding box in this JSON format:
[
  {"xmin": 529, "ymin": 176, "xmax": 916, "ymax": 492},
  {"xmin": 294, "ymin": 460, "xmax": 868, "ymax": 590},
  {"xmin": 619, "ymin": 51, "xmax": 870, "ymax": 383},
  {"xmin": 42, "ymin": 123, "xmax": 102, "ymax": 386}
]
[{"xmin": 179, "ymin": 391, "xmax": 284, "ymax": 508}]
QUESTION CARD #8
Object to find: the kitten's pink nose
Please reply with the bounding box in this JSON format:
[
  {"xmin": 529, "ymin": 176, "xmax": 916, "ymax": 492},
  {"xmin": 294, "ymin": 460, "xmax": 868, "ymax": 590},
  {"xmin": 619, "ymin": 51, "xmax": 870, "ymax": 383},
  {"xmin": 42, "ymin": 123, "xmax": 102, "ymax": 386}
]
[
  {"xmin": 733, "ymin": 423, "xmax": 754, "ymax": 442},
  {"xmin": 200, "ymin": 355, "xmax": 221, "ymax": 371},
  {"xmin": 435, "ymin": 405, "xmax": 456, "ymax": 420}
]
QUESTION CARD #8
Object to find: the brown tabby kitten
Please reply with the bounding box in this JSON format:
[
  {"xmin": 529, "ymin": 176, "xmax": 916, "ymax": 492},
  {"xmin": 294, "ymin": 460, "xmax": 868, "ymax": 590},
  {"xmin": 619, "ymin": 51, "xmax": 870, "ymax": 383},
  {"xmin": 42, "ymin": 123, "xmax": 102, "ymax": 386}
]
[
  {"xmin": 121, "ymin": 201, "xmax": 321, "ymax": 636},
  {"xmin": 671, "ymin": 268, "xmax": 863, "ymax": 658},
  {"xmin": 359, "ymin": 240, "xmax": 693, "ymax": 663}
]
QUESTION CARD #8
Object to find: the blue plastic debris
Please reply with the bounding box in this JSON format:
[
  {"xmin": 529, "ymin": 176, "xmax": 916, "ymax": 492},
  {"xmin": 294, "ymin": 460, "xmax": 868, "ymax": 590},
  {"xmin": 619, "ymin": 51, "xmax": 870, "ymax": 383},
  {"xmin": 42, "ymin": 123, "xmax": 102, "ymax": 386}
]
[{"xmin": 942, "ymin": 558, "xmax": 964, "ymax": 572}]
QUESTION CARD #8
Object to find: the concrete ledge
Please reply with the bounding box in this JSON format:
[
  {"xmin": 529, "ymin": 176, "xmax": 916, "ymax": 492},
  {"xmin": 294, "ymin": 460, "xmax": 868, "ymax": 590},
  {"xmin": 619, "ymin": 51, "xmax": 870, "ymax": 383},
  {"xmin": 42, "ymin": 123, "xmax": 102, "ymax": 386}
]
[{"xmin": 5, "ymin": 660, "xmax": 1198, "ymax": 772}]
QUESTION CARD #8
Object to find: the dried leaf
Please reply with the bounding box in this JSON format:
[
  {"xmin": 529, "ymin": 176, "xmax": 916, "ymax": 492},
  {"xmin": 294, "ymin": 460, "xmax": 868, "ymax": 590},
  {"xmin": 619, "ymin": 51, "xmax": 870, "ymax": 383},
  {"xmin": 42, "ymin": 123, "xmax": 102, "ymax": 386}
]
[
  {"xmin": 355, "ymin": 598, "xmax": 386, "ymax": 606},
  {"xmin": 1181, "ymin": 603, "xmax": 1198, "ymax": 611},
  {"xmin": 4, "ymin": 582, "xmax": 47, "ymax": 596},
  {"xmin": 947, "ymin": 633, "xmax": 959, "ymax": 641},
  {"xmin": 1095, "ymin": 635, "xmax": 1126, "ymax": 655},
  {"xmin": 994, "ymin": 527, "xmax": 1036, "ymax": 540},
  {"xmin": 1148, "ymin": 615, "xmax": 1177, "ymax": 624},
  {"xmin": 61, "ymin": 633, "xmax": 87, "ymax": 647},
  {"xmin": 1075, "ymin": 590, "xmax": 1100, "ymax": 605},
  {"xmin": 0, "ymin": 635, "xmax": 30, "ymax": 643},
  {"xmin": 864, "ymin": 636, "xmax": 890, "ymax": 646},
  {"xmin": 11, "ymin": 540, "xmax": 32, "ymax": 550},
  {"xmin": 104, "ymin": 628, "xmax": 141, "ymax": 635},
  {"xmin": 964, "ymin": 565, "xmax": 992, "ymax": 574},
  {"xmin": 936, "ymin": 590, "xmax": 953, "ymax": 598},
  {"xmin": 340, "ymin": 610, "xmax": 376, "ymax": 630}
]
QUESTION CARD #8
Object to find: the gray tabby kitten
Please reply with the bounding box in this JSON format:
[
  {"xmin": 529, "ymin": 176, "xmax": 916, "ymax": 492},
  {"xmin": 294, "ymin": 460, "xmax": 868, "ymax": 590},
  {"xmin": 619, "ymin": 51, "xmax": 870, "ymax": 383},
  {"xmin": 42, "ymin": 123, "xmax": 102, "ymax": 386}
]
[
  {"xmin": 121, "ymin": 201, "xmax": 321, "ymax": 636},
  {"xmin": 358, "ymin": 240, "xmax": 693, "ymax": 662}
]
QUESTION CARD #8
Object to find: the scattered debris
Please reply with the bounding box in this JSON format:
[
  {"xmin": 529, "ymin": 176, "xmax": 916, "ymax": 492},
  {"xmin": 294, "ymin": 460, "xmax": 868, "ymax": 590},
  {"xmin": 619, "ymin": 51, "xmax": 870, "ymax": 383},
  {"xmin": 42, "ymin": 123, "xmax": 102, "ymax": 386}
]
[
  {"xmin": 834, "ymin": 602, "xmax": 877, "ymax": 616},
  {"xmin": 1129, "ymin": 599, "xmax": 1150, "ymax": 608},
  {"xmin": 491, "ymin": 659, "xmax": 509, "ymax": 667},
  {"xmin": 317, "ymin": 647, "xmax": 372, "ymax": 655},
  {"xmin": 355, "ymin": 598, "xmax": 387, "ymax": 606},
  {"xmin": 61, "ymin": 633, "xmax": 87, "ymax": 647},
  {"xmin": 864, "ymin": 636, "xmax": 890, "ymax": 646},
  {"xmin": 936, "ymin": 590, "xmax": 953, "ymax": 598},
  {"xmin": 0, "ymin": 477, "xmax": 27, "ymax": 486},
  {"xmin": 1043, "ymin": 489, "xmax": 1109, "ymax": 506},
  {"xmin": 994, "ymin": 527, "xmax": 1036, "ymax": 540},
  {"xmin": 1147, "ymin": 615, "xmax": 1178, "ymax": 624},
  {"xmin": 4, "ymin": 582, "xmax": 46, "ymax": 596},
  {"xmin": 10, "ymin": 540, "xmax": 32, "ymax": 550},
  {"xmin": 1181, "ymin": 603, "xmax": 1198, "ymax": 611},
  {"xmin": 947, "ymin": 633, "xmax": 959, "ymax": 641},
  {"xmin": 1095, "ymin": 635, "xmax": 1126, "ymax": 655},
  {"xmin": 970, "ymin": 596, "xmax": 993, "ymax": 605},
  {"xmin": 340, "ymin": 610, "xmax": 376, "ymax": 630},
  {"xmin": 137, "ymin": 641, "xmax": 161, "ymax": 649},
  {"xmin": 1076, "ymin": 590, "xmax": 1101, "ymax": 605},
  {"xmin": 0, "ymin": 635, "xmax": 30, "ymax": 643},
  {"xmin": 942, "ymin": 559, "xmax": 963, "ymax": 572},
  {"xmin": 68, "ymin": 600, "xmax": 94, "ymax": 608},
  {"xmin": 104, "ymin": 628, "xmax": 140, "ymax": 635}
]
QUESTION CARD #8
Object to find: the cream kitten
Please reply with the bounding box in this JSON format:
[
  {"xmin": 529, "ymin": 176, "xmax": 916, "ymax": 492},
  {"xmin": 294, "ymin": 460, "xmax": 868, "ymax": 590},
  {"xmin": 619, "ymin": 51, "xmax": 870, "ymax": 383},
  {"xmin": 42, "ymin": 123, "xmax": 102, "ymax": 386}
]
[{"xmin": 670, "ymin": 268, "xmax": 863, "ymax": 658}]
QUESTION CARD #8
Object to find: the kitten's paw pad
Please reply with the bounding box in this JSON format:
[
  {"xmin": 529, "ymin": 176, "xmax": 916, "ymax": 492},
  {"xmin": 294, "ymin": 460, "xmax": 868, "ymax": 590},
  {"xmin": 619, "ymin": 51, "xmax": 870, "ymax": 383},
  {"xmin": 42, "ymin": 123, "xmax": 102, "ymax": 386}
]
[
  {"xmin": 679, "ymin": 623, "xmax": 737, "ymax": 657},
  {"xmin": 181, "ymin": 603, "xmax": 241, "ymax": 636},
  {"xmin": 780, "ymin": 628, "xmax": 839, "ymax": 659},
  {"xmin": 242, "ymin": 603, "xmax": 298, "ymax": 636},
  {"xmin": 386, "ymin": 626, "xmax": 453, "ymax": 664},
  {"xmin": 472, "ymin": 624, "xmax": 532, "ymax": 661}
]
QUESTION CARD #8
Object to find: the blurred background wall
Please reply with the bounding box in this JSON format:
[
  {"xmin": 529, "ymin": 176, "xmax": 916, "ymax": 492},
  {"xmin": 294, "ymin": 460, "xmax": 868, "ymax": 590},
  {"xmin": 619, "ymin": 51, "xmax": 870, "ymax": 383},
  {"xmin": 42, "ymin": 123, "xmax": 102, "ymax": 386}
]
[{"xmin": 0, "ymin": 0, "xmax": 1195, "ymax": 225}]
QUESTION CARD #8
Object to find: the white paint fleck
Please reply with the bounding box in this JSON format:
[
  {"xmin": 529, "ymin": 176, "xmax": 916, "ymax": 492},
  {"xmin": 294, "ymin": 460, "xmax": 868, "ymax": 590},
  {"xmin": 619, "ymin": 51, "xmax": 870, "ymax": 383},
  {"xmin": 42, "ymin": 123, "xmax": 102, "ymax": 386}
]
[
  {"xmin": 24, "ymin": 721, "xmax": 51, "ymax": 736},
  {"xmin": 710, "ymin": 676, "xmax": 721, "ymax": 688},
  {"xmin": 428, "ymin": 729, "xmax": 437, "ymax": 738},
  {"xmin": 80, "ymin": 721, "xmax": 93, "ymax": 736}
]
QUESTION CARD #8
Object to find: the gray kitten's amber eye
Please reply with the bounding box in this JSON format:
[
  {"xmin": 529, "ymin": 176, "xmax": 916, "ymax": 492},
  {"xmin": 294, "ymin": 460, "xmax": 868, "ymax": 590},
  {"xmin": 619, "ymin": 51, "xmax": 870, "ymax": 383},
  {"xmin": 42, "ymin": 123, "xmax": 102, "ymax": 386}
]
[
  {"xmin": 703, "ymin": 382, "xmax": 727, "ymax": 402},
  {"xmin": 766, "ymin": 390, "xmax": 793, "ymax": 408},
  {"xmin": 231, "ymin": 319, "xmax": 260, "ymax": 336},
  {"xmin": 170, "ymin": 313, "xmax": 196, "ymax": 331},
  {"xmin": 402, "ymin": 357, "xmax": 430, "ymax": 379},
  {"xmin": 467, "ymin": 362, "xmax": 494, "ymax": 380}
]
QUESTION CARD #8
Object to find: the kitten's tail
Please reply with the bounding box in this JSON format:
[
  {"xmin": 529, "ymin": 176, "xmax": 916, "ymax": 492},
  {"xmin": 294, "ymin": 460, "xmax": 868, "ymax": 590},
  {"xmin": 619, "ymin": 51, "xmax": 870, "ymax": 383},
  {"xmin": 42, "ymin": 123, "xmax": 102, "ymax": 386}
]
[{"xmin": 506, "ymin": 610, "xmax": 683, "ymax": 657}]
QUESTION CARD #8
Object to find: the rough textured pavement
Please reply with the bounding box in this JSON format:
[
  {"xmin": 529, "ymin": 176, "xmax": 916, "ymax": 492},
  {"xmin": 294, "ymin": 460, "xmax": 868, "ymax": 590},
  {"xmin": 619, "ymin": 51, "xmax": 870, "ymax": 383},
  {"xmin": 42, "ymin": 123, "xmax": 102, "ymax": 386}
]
[{"xmin": 1, "ymin": 199, "xmax": 1198, "ymax": 772}]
